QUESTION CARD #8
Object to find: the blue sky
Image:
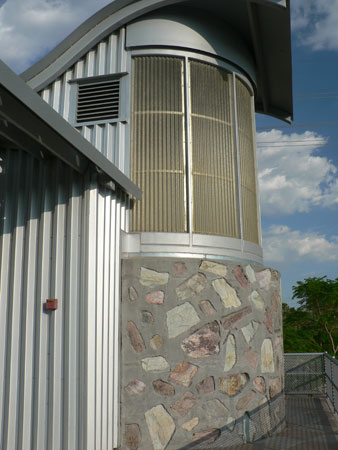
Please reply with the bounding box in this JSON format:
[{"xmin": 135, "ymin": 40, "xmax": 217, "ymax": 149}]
[{"xmin": 1, "ymin": 0, "xmax": 338, "ymax": 307}]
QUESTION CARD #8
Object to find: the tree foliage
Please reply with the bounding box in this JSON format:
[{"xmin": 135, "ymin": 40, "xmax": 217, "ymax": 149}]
[{"xmin": 283, "ymin": 277, "xmax": 338, "ymax": 356}]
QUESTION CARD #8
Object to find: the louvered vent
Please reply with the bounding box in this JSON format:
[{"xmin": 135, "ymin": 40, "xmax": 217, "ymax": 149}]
[{"xmin": 76, "ymin": 78, "xmax": 120, "ymax": 123}]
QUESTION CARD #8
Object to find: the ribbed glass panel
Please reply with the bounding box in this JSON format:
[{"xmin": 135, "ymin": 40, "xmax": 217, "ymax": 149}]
[
  {"xmin": 130, "ymin": 56, "xmax": 186, "ymax": 232},
  {"xmin": 236, "ymin": 78, "xmax": 259, "ymax": 244},
  {"xmin": 190, "ymin": 61, "xmax": 239, "ymax": 237}
]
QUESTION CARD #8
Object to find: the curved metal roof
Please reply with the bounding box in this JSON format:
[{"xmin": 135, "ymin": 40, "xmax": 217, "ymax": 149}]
[{"xmin": 21, "ymin": 0, "xmax": 292, "ymax": 122}]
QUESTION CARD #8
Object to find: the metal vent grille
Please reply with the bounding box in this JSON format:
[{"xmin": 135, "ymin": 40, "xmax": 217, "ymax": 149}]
[{"xmin": 76, "ymin": 78, "xmax": 120, "ymax": 123}]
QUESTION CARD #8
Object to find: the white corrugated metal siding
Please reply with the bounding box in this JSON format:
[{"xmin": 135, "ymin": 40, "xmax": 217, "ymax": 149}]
[
  {"xmin": 0, "ymin": 149, "xmax": 128, "ymax": 450},
  {"xmin": 39, "ymin": 29, "xmax": 128, "ymax": 174}
]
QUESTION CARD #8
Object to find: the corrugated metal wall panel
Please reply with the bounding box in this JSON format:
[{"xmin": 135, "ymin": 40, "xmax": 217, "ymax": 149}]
[
  {"xmin": 0, "ymin": 149, "xmax": 127, "ymax": 449},
  {"xmin": 39, "ymin": 30, "xmax": 127, "ymax": 173}
]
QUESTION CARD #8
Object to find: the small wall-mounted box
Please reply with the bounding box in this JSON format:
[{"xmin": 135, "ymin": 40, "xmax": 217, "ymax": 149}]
[{"xmin": 46, "ymin": 299, "xmax": 58, "ymax": 311}]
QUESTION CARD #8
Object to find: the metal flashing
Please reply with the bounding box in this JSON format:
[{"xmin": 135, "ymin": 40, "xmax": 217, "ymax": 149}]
[
  {"xmin": 69, "ymin": 72, "xmax": 128, "ymax": 84},
  {"xmin": 0, "ymin": 60, "xmax": 141, "ymax": 199}
]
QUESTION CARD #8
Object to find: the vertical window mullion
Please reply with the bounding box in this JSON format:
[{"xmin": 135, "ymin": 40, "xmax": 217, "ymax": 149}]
[
  {"xmin": 251, "ymin": 93, "xmax": 261, "ymax": 246},
  {"xmin": 184, "ymin": 57, "xmax": 193, "ymax": 237},
  {"xmin": 232, "ymin": 73, "xmax": 243, "ymax": 240}
]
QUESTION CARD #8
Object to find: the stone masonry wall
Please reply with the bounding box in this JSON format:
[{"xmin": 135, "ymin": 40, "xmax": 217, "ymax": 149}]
[{"xmin": 121, "ymin": 258, "xmax": 284, "ymax": 450}]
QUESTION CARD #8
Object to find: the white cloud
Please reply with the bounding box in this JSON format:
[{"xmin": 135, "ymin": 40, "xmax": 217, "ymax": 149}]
[
  {"xmin": 263, "ymin": 225, "xmax": 338, "ymax": 263},
  {"xmin": 257, "ymin": 129, "xmax": 338, "ymax": 216},
  {"xmin": 0, "ymin": 0, "xmax": 112, "ymax": 73},
  {"xmin": 292, "ymin": 0, "xmax": 338, "ymax": 52}
]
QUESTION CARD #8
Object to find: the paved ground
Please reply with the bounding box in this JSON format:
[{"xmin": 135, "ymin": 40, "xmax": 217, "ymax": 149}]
[{"xmin": 227, "ymin": 395, "xmax": 338, "ymax": 450}]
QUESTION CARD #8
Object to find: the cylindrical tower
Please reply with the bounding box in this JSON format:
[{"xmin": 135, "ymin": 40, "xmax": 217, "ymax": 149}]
[
  {"xmin": 124, "ymin": 7, "xmax": 262, "ymax": 262},
  {"xmin": 120, "ymin": 4, "xmax": 290, "ymax": 449}
]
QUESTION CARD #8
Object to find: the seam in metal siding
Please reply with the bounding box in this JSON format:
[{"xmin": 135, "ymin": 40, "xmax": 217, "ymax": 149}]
[
  {"xmin": 0, "ymin": 150, "xmax": 127, "ymax": 449},
  {"xmin": 39, "ymin": 29, "xmax": 128, "ymax": 173}
]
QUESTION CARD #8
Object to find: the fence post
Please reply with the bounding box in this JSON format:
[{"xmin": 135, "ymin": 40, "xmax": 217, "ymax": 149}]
[{"xmin": 331, "ymin": 357, "xmax": 337, "ymax": 413}]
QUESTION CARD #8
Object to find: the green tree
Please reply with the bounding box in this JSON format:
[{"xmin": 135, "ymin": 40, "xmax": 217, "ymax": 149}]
[
  {"xmin": 290, "ymin": 277, "xmax": 338, "ymax": 356},
  {"xmin": 282, "ymin": 303, "xmax": 323, "ymax": 353}
]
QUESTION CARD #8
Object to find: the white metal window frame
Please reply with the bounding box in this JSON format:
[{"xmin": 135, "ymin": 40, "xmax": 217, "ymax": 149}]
[{"xmin": 123, "ymin": 48, "xmax": 262, "ymax": 264}]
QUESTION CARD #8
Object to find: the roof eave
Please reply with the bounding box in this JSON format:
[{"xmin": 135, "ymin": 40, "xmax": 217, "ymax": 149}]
[
  {"xmin": 249, "ymin": 0, "xmax": 293, "ymax": 122},
  {"xmin": 21, "ymin": 0, "xmax": 292, "ymax": 122},
  {"xmin": 0, "ymin": 60, "xmax": 141, "ymax": 199}
]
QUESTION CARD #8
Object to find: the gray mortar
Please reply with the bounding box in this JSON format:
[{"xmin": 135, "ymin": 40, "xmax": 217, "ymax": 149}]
[{"xmin": 121, "ymin": 258, "xmax": 284, "ymax": 450}]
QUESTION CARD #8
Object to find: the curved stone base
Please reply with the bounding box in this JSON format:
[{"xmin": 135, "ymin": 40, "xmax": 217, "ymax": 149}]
[{"xmin": 121, "ymin": 258, "xmax": 284, "ymax": 450}]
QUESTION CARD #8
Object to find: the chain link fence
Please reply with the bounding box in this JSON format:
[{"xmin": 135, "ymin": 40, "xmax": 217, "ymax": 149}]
[
  {"xmin": 284, "ymin": 353, "xmax": 326, "ymax": 395},
  {"xmin": 285, "ymin": 353, "xmax": 338, "ymax": 414},
  {"xmin": 324, "ymin": 354, "xmax": 338, "ymax": 414},
  {"xmin": 180, "ymin": 353, "xmax": 337, "ymax": 449},
  {"xmin": 180, "ymin": 393, "xmax": 285, "ymax": 449}
]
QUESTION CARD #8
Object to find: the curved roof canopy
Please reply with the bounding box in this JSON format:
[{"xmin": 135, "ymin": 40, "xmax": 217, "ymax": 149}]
[{"xmin": 22, "ymin": 0, "xmax": 293, "ymax": 122}]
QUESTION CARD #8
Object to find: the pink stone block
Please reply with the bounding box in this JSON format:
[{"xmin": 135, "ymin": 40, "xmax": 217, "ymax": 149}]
[
  {"xmin": 253, "ymin": 376, "xmax": 266, "ymax": 393},
  {"xmin": 265, "ymin": 307, "xmax": 273, "ymax": 333},
  {"xmin": 219, "ymin": 373, "xmax": 249, "ymax": 397},
  {"xmin": 152, "ymin": 379, "xmax": 175, "ymax": 397},
  {"xmin": 168, "ymin": 362, "xmax": 198, "ymax": 387},
  {"xmin": 199, "ymin": 300, "xmax": 216, "ymax": 316},
  {"xmin": 181, "ymin": 321, "xmax": 220, "ymax": 358},
  {"xmin": 126, "ymin": 321, "xmax": 146, "ymax": 353},
  {"xmin": 196, "ymin": 376, "xmax": 215, "ymax": 395},
  {"xmin": 244, "ymin": 348, "xmax": 259, "ymax": 369},
  {"xmin": 171, "ymin": 391, "xmax": 196, "ymax": 416},
  {"xmin": 125, "ymin": 424, "xmax": 141, "ymax": 450},
  {"xmin": 125, "ymin": 380, "xmax": 146, "ymax": 396},
  {"xmin": 174, "ymin": 262, "xmax": 187, "ymax": 275},
  {"xmin": 232, "ymin": 266, "xmax": 249, "ymax": 288},
  {"xmin": 145, "ymin": 290, "xmax": 164, "ymax": 305},
  {"xmin": 221, "ymin": 307, "xmax": 252, "ymax": 330}
]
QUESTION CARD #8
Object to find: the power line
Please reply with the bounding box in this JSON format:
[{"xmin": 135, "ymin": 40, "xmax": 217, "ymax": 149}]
[
  {"xmin": 297, "ymin": 96, "xmax": 338, "ymax": 101},
  {"xmin": 257, "ymin": 121, "xmax": 338, "ymax": 130},
  {"xmin": 295, "ymin": 91, "xmax": 338, "ymax": 97},
  {"xmin": 257, "ymin": 143, "xmax": 338, "ymax": 148},
  {"xmin": 257, "ymin": 139, "xmax": 328, "ymax": 144}
]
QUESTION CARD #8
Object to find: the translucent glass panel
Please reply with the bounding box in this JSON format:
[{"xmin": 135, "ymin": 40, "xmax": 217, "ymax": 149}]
[
  {"xmin": 130, "ymin": 56, "xmax": 186, "ymax": 232},
  {"xmin": 236, "ymin": 78, "xmax": 259, "ymax": 244},
  {"xmin": 130, "ymin": 56, "xmax": 259, "ymax": 243},
  {"xmin": 190, "ymin": 61, "xmax": 239, "ymax": 237}
]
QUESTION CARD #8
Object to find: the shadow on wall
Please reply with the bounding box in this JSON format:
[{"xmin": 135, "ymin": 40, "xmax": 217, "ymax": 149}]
[
  {"xmin": 0, "ymin": 148, "xmax": 131, "ymax": 235},
  {"xmin": 0, "ymin": 150, "xmax": 4, "ymax": 228},
  {"xmin": 0, "ymin": 149, "xmax": 84, "ymax": 234}
]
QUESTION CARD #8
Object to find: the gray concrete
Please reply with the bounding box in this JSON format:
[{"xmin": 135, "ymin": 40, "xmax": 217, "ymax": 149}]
[
  {"xmin": 226, "ymin": 396, "xmax": 338, "ymax": 449},
  {"xmin": 121, "ymin": 257, "xmax": 284, "ymax": 449}
]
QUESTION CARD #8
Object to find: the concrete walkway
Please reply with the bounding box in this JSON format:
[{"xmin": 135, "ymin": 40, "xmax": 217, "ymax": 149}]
[{"xmin": 228, "ymin": 396, "xmax": 338, "ymax": 450}]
